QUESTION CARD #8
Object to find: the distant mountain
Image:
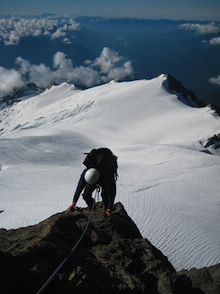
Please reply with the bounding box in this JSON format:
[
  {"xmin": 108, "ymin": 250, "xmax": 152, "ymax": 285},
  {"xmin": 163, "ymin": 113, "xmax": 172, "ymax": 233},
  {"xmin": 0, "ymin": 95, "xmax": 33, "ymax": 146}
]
[{"xmin": 0, "ymin": 82, "xmax": 43, "ymax": 108}]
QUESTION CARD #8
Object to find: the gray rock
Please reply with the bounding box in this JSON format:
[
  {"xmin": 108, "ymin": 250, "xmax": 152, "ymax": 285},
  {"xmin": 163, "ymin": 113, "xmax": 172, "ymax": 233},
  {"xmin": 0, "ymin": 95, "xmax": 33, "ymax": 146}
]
[{"xmin": 0, "ymin": 202, "xmax": 217, "ymax": 293}]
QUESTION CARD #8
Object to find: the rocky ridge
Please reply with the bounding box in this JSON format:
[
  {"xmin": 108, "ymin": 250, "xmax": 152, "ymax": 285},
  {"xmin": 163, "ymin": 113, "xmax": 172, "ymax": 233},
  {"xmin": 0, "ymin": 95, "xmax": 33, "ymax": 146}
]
[
  {"xmin": 165, "ymin": 74, "xmax": 220, "ymax": 151},
  {"xmin": 166, "ymin": 74, "xmax": 207, "ymax": 109},
  {"xmin": 166, "ymin": 74, "xmax": 220, "ymax": 116},
  {"xmin": 0, "ymin": 202, "xmax": 219, "ymax": 294},
  {"xmin": 0, "ymin": 82, "xmax": 43, "ymax": 108}
]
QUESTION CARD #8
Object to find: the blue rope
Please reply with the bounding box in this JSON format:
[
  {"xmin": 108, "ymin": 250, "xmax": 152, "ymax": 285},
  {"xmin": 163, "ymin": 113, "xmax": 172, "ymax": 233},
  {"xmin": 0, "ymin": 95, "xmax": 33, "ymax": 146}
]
[{"xmin": 36, "ymin": 187, "xmax": 99, "ymax": 294}]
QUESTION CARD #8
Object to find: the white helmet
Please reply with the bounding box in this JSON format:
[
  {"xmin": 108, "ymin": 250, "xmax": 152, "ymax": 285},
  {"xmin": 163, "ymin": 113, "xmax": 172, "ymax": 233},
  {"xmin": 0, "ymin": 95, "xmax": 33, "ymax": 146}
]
[{"xmin": 84, "ymin": 168, "xmax": 100, "ymax": 185}]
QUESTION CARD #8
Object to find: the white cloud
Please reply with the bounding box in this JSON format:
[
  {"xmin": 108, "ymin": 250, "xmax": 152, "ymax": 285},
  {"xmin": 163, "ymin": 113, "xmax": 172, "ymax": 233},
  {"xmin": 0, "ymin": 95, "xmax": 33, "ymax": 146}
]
[
  {"xmin": 208, "ymin": 75, "xmax": 220, "ymax": 86},
  {"xmin": 103, "ymin": 61, "xmax": 134, "ymax": 82},
  {"xmin": 0, "ymin": 48, "xmax": 134, "ymax": 94},
  {"xmin": 43, "ymin": 30, "xmax": 52, "ymax": 36},
  {"xmin": 92, "ymin": 47, "xmax": 122, "ymax": 75},
  {"xmin": 0, "ymin": 17, "xmax": 79, "ymax": 45},
  {"xmin": 0, "ymin": 66, "xmax": 24, "ymax": 96},
  {"xmin": 29, "ymin": 64, "xmax": 54, "ymax": 88},
  {"xmin": 16, "ymin": 57, "xmax": 31, "ymax": 74},
  {"xmin": 180, "ymin": 22, "xmax": 220, "ymax": 35},
  {"xmin": 5, "ymin": 30, "xmax": 20, "ymax": 46},
  {"xmin": 16, "ymin": 56, "xmax": 53, "ymax": 88},
  {"xmin": 65, "ymin": 65, "xmax": 101, "ymax": 87},
  {"xmin": 51, "ymin": 27, "xmax": 66, "ymax": 40},
  {"xmin": 84, "ymin": 60, "xmax": 92, "ymax": 65},
  {"xmin": 209, "ymin": 37, "xmax": 220, "ymax": 45},
  {"xmin": 68, "ymin": 18, "xmax": 79, "ymax": 30},
  {"xmin": 90, "ymin": 47, "xmax": 134, "ymax": 83},
  {"xmin": 62, "ymin": 38, "xmax": 72, "ymax": 44},
  {"xmin": 53, "ymin": 51, "xmax": 73, "ymax": 70}
]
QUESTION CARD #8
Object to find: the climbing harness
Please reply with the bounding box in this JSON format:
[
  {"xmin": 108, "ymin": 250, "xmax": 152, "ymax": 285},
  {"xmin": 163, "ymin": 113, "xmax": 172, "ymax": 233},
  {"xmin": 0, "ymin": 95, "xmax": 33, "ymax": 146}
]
[{"xmin": 36, "ymin": 186, "xmax": 100, "ymax": 294}]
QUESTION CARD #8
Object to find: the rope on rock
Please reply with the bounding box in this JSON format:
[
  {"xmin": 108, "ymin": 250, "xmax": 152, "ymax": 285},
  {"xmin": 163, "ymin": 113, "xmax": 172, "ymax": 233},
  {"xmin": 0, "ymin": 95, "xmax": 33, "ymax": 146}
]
[{"xmin": 36, "ymin": 186, "xmax": 100, "ymax": 294}]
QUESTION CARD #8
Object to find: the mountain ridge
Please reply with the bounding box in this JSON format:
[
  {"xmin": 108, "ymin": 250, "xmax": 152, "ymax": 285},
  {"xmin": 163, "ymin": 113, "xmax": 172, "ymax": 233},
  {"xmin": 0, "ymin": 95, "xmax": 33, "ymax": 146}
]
[
  {"xmin": 0, "ymin": 74, "xmax": 220, "ymax": 272},
  {"xmin": 1, "ymin": 202, "xmax": 219, "ymax": 294},
  {"xmin": 0, "ymin": 74, "xmax": 210, "ymax": 110},
  {"xmin": 0, "ymin": 74, "xmax": 219, "ymax": 152}
]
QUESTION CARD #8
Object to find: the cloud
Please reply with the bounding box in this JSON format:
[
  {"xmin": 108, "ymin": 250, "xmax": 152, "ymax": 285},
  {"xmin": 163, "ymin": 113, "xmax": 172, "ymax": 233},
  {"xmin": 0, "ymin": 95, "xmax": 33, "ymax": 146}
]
[
  {"xmin": 208, "ymin": 75, "xmax": 220, "ymax": 86},
  {"xmin": 180, "ymin": 22, "xmax": 220, "ymax": 35},
  {"xmin": 67, "ymin": 19, "xmax": 79, "ymax": 31},
  {"xmin": 103, "ymin": 61, "xmax": 134, "ymax": 82},
  {"xmin": 0, "ymin": 48, "xmax": 134, "ymax": 95},
  {"xmin": 209, "ymin": 37, "xmax": 220, "ymax": 45},
  {"xmin": 0, "ymin": 67, "xmax": 25, "ymax": 97},
  {"xmin": 0, "ymin": 17, "xmax": 79, "ymax": 45},
  {"xmin": 90, "ymin": 47, "xmax": 134, "ymax": 82},
  {"xmin": 51, "ymin": 27, "xmax": 66, "ymax": 40},
  {"xmin": 15, "ymin": 52, "xmax": 100, "ymax": 88},
  {"xmin": 92, "ymin": 47, "xmax": 122, "ymax": 74},
  {"xmin": 62, "ymin": 38, "xmax": 72, "ymax": 44}
]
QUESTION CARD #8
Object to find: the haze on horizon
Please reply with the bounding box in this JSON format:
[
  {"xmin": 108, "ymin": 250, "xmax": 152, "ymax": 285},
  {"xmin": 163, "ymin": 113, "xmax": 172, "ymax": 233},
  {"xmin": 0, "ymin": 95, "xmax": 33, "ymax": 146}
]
[{"xmin": 0, "ymin": 0, "xmax": 220, "ymax": 21}]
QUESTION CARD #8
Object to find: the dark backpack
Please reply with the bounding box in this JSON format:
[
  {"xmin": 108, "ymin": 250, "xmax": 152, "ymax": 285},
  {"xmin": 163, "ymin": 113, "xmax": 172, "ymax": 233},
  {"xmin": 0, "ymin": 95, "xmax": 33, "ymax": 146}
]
[{"xmin": 83, "ymin": 148, "xmax": 118, "ymax": 179}]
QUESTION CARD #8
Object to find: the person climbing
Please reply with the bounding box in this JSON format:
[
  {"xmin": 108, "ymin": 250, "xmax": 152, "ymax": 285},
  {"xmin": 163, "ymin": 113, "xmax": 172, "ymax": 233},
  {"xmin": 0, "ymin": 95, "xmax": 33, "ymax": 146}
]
[{"xmin": 67, "ymin": 148, "xmax": 118, "ymax": 216}]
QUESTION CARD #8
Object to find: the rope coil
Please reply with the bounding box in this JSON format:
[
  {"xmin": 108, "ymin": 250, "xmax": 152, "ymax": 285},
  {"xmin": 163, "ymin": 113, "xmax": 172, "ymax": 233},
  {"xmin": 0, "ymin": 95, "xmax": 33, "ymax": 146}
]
[{"xmin": 36, "ymin": 187, "xmax": 100, "ymax": 294}]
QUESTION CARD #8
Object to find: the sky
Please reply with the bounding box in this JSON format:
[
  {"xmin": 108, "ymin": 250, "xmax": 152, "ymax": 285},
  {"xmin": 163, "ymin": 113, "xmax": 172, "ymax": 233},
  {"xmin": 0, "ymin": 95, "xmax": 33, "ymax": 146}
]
[{"xmin": 0, "ymin": 0, "xmax": 220, "ymax": 21}]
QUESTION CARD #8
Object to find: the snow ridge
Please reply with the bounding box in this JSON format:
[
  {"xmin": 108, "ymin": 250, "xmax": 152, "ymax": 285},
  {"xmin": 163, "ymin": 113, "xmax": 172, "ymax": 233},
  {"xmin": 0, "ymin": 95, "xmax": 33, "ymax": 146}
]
[{"xmin": 0, "ymin": 74, "xmax": 220, "ymax": 271}]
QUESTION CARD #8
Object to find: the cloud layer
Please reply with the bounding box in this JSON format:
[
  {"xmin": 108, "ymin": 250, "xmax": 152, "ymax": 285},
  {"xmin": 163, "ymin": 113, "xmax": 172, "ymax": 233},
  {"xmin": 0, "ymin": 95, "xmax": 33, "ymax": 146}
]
[
  {"xmin": 0, "ymin": 47, "xmax": 134, "ymax": 97},
  {"xmin": 180, "ymin": 22, "xmax": 220, "ymax": 35},
  {"xmin": 0, "ymin": 17, "xmax": 79, "ymax": 45}
]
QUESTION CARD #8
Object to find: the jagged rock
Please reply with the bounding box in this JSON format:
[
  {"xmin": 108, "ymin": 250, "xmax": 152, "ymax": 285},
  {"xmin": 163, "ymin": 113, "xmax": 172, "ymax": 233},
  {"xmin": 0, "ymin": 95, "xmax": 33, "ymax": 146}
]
[
  {"xmin": 46, "ymin": 81, "xmax": 58, "ymax": 90},
  {"xmin": 0, "ymin": 202, "xmax": 217, "ymax": 294},
  {"xmin": 203, "ymin": 133, "xmax": 220, "ymax": 149},
  {"xmin": 165, "ymin": 74, "xmax": 207, "ymax": 108},
  {"xmin": 178, "ymin": 264, "xmax": 220, "ymax": 294},
  {"xmin": 208, "ymin": 104, "xmax": 220, "ymax": 116},
  {"xmin": 0, "ymin": 82, "xmax": 43, "ymax": 106},
  {"xmin": 165, "ymin": 74, "xmax": 220, "ymax": 116}
]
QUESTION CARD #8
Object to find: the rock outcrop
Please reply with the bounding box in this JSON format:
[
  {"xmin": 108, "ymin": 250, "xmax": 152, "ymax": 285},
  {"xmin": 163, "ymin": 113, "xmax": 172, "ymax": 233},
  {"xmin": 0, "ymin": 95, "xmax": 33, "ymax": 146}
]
[
  {"xmin": 202, "ymin": 133, "xmax": 220, "ymax": 149},
  {"xmin": 0, "ymin": 202, "xmax": 219, "ymax": 294},
  {"xmin": 178, "ymin": 265, "xmax": 220, "ymax": 294},
  {"xmin": 166, "ymin": 73, "xmax": 220, "ymax": 117},
  {"xmin": 165, "ymin": 74, "xmax": 207, "ymax": 108},
  {"xmin": 0, "ymin": 82, "xmax": 43, "ymax": 107}
]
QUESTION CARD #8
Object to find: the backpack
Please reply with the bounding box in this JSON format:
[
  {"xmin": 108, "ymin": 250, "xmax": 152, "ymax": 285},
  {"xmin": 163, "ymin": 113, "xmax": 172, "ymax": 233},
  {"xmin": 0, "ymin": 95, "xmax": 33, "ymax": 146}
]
[{"xmin": 83, "ymin": 148, "xmax": 118, "ymax": 180}]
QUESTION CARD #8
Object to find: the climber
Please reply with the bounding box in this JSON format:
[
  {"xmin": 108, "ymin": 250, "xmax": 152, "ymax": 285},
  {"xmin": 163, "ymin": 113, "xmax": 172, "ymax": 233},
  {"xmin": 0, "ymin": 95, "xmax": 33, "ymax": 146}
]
[{"xmin": 67, "ymin": 148, "xmax": 118, "ymax": 216}]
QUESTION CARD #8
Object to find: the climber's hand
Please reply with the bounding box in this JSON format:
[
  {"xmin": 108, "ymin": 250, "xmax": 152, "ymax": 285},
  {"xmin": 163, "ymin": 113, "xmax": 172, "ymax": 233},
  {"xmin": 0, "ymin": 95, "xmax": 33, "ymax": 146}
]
[{"xmin": 66, "ymin": 202, "xmax": 77, "ymax": 213}]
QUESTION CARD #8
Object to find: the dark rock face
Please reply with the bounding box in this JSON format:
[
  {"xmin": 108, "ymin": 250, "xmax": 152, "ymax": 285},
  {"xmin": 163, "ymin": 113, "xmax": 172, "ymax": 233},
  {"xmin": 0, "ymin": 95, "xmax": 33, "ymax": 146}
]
[
  {"xmin": 178, "ymin": 264, "xmax": 220, "ymax": 294},
  {"xmin": 165, "ymin": 74, "xmax": 220, "ymax": 116},
  {"xmin": 165, "ymin": 74, "xmax": 207, "ymax": 108},
  {"xmin": 0, "ymin": 202, "xmax": 218, "ymax": 293},
  {"xmin": 203, "ymin": 133, "xmax": 220, "ymax": 149},
  {"xmin": 0, "ymin": 82, "xmax": 43, "ymax": 106},
  {"xmin": 166, "ymin": 74, "xmax": 220, "ymax": 116}
]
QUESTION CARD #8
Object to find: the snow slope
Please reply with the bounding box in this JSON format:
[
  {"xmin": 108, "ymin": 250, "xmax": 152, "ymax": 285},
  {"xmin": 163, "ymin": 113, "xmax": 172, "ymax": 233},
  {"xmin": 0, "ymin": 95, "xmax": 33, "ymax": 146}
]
[{"xmin": 0, "ymin": 74, "xmax": 220, "ymax": 271}]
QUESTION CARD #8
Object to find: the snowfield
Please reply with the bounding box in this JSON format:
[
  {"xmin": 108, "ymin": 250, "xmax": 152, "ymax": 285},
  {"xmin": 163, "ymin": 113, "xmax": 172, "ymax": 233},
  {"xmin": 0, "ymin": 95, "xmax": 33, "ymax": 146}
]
[{"xmin": 0, "ymin": 74, "xmax": 220, "ymax": 271}]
